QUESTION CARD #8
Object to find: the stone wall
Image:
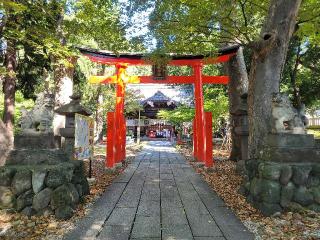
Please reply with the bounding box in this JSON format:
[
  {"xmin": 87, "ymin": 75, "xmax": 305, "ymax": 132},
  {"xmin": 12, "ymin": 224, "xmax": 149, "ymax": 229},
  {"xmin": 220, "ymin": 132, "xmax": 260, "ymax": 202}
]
[
  {"xmin": 0, "ymin": 161, "xmax": 89, "ymax": 220},
  {"xmin": 240, "ymin": 160, "xmax": 320, "ymax": 216}
]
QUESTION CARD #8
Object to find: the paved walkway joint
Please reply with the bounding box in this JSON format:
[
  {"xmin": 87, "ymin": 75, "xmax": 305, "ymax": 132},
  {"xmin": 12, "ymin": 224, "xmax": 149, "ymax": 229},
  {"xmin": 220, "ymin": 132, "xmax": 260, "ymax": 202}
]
[{"xmin": 64, "ymin": 141, "xmax": 254, "ymax": 240}]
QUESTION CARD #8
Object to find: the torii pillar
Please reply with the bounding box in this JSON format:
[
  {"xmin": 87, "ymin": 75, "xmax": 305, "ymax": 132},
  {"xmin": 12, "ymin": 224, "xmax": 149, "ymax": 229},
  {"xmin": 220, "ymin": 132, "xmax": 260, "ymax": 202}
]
[{"xmin": 193, "ymin": 64, "xmax": 206, "ymax": 162}]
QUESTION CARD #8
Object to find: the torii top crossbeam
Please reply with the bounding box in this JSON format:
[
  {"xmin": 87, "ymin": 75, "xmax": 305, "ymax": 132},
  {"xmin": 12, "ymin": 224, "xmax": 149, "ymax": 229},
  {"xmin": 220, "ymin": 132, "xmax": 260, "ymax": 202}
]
[{"xmin": 78, "ymin": 45, "xmax": 239, "ymax": 85}]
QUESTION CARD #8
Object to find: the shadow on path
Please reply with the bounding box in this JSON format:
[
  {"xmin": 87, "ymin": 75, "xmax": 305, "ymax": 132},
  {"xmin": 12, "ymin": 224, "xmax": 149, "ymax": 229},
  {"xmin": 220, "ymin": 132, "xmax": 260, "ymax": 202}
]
[{"xmin": 63, "ymin": 141, "xmax": 254, "ymax": 240}]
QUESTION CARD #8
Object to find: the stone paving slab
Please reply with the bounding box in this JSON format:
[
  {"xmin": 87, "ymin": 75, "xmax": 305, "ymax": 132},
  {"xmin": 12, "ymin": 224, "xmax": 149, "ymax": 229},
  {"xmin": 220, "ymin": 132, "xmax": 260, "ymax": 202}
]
[
  {"xmin": 97, "ymin": 225, "xmax": 131, "ymax": 240},
  {"xmin": 131, "ymin": 215, "xmax": 161, "ymax": 239},
  {"xmin": 63, "ymin": 141, "xmax": 253, "ymax": 240},
  {"xmin": 162, "ymin": 224, "xmax": 193, "ymax": 240}
]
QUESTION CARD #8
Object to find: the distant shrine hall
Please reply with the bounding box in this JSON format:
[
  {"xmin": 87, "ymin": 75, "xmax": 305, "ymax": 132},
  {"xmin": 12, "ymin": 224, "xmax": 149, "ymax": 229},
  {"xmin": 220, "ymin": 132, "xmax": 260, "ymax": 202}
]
[{"xmin": 126, "ymin": 91, "xmax": 177, "ymax": 138}]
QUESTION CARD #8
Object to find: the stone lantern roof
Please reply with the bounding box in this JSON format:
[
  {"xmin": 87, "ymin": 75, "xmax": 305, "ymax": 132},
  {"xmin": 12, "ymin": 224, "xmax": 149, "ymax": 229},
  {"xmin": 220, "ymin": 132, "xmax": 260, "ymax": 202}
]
[{"xmin": 55, "ymin": 94, "xmax": 92, "ymax": 116}]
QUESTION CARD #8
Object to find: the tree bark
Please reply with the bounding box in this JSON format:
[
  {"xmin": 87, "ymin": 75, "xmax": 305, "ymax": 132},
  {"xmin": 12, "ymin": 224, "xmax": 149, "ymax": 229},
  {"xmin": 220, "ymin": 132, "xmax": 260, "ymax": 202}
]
[
  {"xmin": 3, "ymin": 41, "xmax": 17, "ymax": 145},
  {"xmin": 248, "ymin": 0, "xmax": 302, "ymax": 160},
  {"xmin": 52, "ymin": 60, "xmax": 75, "ymax": 136},
  {"xmin": 225, "ymin": 47, "xmax": 249, "ymax": 161},
  {"xmin": 52, "ymin": 10, "xmax": 74, "ymax": 137}
]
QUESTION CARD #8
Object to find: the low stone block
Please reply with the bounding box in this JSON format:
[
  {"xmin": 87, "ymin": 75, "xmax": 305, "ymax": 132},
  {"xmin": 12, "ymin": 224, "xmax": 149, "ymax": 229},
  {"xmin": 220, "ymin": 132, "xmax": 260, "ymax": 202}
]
[
  {"xmin": 55, "ymin": 205, "xmax": 74, "ymax": 220},
  {"xmin": 12, "ymin": 170, "xmax": 32, "ymax": 195},
  {"xmin": 245, "ymin": 160, "xmax": 259, "ymax": 179},
  {"xmin": 45, "ymin": 167, "xmax": 73, "ymax": 188},
  {"xmin": 260, "ymin": 179, "xmax": 281, "ymax": 204},
  {"xmin": 16, "ymin": 189, "xmax": 33, "ymax": 211},
  {"xmin": 266, "ymin": 134, "xmax": 315, "ymax": 148},
  {"xmin": 0, "ymin": 186, "xmax": 15, "ymax": 209},
  {"xmin": 280, "ymin": 182, "xmax": 295, "ymax": 208},
  {"xmin": 293, "ymin": 186, "xmax": 314, "ymax": 206},
  {"xmin": 33, "ymin": 188, "xmax": 52, "ymax": 212},
  {"xmin": 32, "ymin": 170, "xmax": 47, "ymax": 193},
  {"xmin": 249, "ymin": 178, "xmax": 262, "ymax": 201},
  {"xmin": 258, "ymin": 163, "xmax": 281, "ymax": 181},
  {"xmin": 6, "ymin": 149, "xmax": 69, "ymax": 165},
  {"xmin": 36, "ymin": 207, "xmax": 53, "ymax": 217},
  {"xmin": 261, "ymin": 148, "xmax": 320, "ymax": 163},
  {"xmin": 21, "ymin": 206, "xmax": 34, "ymax": 217},
  {"xmin": 0, "ymin": 168, "xmax": 16, "ymax": 186},
  {"xmin": 292, "ymin": 166, "xmax": 312, "ymax": 186},
  {"xmin": 307, "ymin": 176, "xmax": 320, "ymax": 188},
  {"xmin": 51, "ymin": 183, "xmax": 79, "ymax": 209},
  {"xmin": 312, "ymin": 165, "xmax": 320, "ymax": 176},
  {"xmin": 280, "ymin": 165, "xmax": 292, "ymax": 185},
  {"xmin": 258, "ymin": 202, "xmax": 282, "ymax": 216},
  {"xmin": 311, "ymin": 186, "xmax": 320, "ymax": 204}
]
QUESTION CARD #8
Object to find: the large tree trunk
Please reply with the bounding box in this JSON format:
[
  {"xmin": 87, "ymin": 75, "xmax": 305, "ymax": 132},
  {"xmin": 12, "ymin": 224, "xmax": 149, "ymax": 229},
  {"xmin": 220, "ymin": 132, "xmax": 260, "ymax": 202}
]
[
  {"xmin": 225, "ymin": 47, "xmax": 249, "ymax": 161},
  {"xmin": 248, "ymin": 0, "xmax": 302, "ymax": 159},
  {"xmin": 52, "ymin": 60, "xmax": 74, "ymax": 136},
  {"xmin": 52, "ymin": 11, "xmax": 74, "ymax": 138},
  {"xmin": 2, "ymin": 41, "xmax": 17, "ymax": 145}
]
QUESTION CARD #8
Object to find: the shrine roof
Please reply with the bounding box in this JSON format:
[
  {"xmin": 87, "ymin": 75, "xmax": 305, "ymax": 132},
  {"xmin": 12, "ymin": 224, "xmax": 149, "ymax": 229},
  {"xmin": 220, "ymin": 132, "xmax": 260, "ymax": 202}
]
[
  {"xmin": 141, "ymin": 91, "xmax": 177, "ymax": 105},
  {"xmin": 78, "ymin": 45, "xmax": 239, "ymax": 65}
]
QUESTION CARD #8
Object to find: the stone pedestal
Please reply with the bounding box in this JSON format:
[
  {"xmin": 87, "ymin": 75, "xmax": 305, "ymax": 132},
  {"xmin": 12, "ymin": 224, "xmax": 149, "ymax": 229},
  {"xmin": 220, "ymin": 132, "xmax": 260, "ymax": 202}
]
[
  {"xmin": 0, "ymin": 161, "xmax": 89, "ymax": 219},
  {"xmin": 241, "ymin": 133, "xmax": 320, "ymax": 216},
  {"xmin": 0, "ymin": 96, "xmax": 91, "ymax": 219},
  {"xmin": 55, "ymin": 95, "xmax": 92, "ymax": 161},
  {"xmin": 233, "ymin": 94, "xmax": 249, "ymax": 161}
]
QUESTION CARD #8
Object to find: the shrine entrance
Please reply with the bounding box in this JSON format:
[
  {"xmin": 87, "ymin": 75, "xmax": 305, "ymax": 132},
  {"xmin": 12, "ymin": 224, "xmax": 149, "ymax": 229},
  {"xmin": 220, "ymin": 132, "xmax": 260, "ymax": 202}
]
[{"xmin": 79, "ymin": 46, "xmax": 239, "ymax": 169}]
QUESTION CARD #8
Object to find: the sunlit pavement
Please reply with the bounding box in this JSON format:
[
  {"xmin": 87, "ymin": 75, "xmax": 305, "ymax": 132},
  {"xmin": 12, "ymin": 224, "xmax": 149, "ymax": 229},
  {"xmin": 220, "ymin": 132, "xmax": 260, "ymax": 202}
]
[{"xmin": 63, "ymin": 141, "xmax": 253, "ymax": 240}]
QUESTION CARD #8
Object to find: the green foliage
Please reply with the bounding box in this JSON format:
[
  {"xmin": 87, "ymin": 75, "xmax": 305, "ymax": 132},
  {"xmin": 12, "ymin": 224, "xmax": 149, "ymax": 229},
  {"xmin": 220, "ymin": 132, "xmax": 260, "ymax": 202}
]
[
  {"xmin": 0, "ymin": 89, "xmax": 34, "ymax": 132},
  {"xmin": 75, "ymin": 56, "xmax": 143, "ymax": 120},
  {"xmin": 146, "ymin": 0, "xmax": 268, "ymax": 54},
  {"xmin": 157, "ymin": 85, "xmax": 228, "ymax": 131},
  {"xmin": 281, "ymin": 37, "xmax": 320, "ymax": 108},
  {"xmin": 0, "ymin": 0, "xmax": 71, "ymax": 99},
  {"xmin": 203, "ymin": 86, "xmax": 229, "ymax": 130},
  {"xmin": 66, "ymin": 0, "xmax": 133, "ymax": 52},
  {"xmin": 158, "ymin": 105, "xmax": 194, "ymax": 126}
]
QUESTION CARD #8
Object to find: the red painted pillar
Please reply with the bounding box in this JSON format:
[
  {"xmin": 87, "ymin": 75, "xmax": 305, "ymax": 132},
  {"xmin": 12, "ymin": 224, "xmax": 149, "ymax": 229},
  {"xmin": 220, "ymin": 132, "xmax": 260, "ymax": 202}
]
[
  {"xmin": 193, "ymin": 118, "xmax": 198, "ymax": 159},
  {"xmin": 115, "ymin": 64, "xmax": 126, "ymax": 163},
  {"xmin": 193, "ymin": 64, "xmax": 206, "ymax": 162},
  {"xmin": 122, "ymin": 115, "xmax": 126, "ymax": 160},
  {"xmin": 106, "ymin": 112, "xmax": 116, "ymax": 168},
  {"xmin": 205, "ymin": 112, "xmax": 214, "ymax": 167}
]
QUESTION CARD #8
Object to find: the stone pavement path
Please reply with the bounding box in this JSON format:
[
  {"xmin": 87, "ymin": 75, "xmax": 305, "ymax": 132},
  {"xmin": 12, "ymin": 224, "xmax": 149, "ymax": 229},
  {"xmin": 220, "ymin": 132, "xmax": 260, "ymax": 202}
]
[{"xmin": 64, "ymin": 141, "xmax": 254, "ymax": 240}]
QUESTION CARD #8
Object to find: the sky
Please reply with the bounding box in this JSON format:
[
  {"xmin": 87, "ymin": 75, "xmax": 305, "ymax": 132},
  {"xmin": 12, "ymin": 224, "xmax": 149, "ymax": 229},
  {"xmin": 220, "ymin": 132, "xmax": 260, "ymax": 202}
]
[{"xmin": 118, "ymin": 0, "xmax": 186, "ymax": 102}]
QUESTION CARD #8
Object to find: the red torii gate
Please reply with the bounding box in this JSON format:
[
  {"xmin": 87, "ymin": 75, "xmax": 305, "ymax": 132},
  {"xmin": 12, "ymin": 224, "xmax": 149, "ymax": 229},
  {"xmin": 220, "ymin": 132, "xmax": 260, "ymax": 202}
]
[{"xmin": 79, "ymin": 46, "xmax": 238, "ymax": 168}]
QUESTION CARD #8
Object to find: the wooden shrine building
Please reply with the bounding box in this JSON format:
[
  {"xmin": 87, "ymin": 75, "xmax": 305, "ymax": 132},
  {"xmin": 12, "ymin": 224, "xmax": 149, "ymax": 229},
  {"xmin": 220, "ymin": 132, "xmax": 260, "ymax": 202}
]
[{"xmin": 127, "ymin": 91, "xmax": 177, "ymax": 138}]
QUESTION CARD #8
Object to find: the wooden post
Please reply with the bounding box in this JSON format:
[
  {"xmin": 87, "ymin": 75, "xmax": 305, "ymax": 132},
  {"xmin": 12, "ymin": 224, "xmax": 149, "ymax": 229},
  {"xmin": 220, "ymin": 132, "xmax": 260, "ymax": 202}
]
[
  {"xmin": 193, "ymin": 64, "xmax": 206, "ymax": 162},
  {"xmin": 122, "ymin": 115, "xmax": 126, "ymax": 160},
  {"xmin": 106, "ymin": 112, "xmax": 115, "ymax": 168},
  {"xmin": 193, "ymin": 118, "xmax": 198, "ymax": 159},
  {"xmin": 205, "ymin": 112, "xmax": 214, "ymax": 167},
  {"xmin": 115, "ymin": 64, "xmax": 126, "ymax": 163}
]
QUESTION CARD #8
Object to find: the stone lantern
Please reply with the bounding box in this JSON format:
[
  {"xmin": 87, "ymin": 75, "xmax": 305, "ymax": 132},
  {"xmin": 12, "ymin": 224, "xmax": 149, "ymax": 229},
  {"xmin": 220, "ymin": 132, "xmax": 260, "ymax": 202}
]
[
  {"xmin": 233, "ymin": 94, "xmax": 249, "ymax": 161},
  {"xmin": 55, "ymin": 94, "xmax": 92, "ymax": 159}
]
